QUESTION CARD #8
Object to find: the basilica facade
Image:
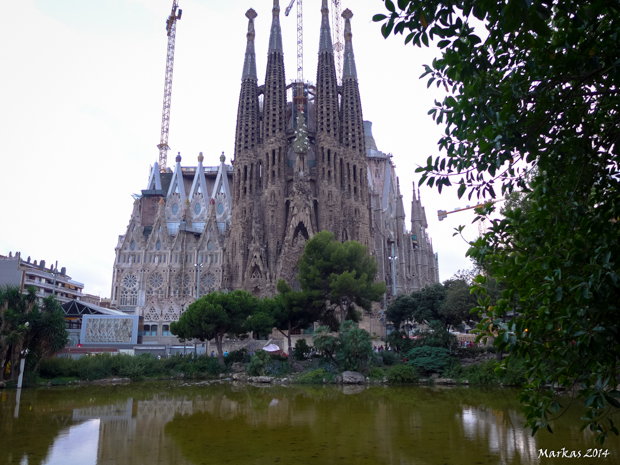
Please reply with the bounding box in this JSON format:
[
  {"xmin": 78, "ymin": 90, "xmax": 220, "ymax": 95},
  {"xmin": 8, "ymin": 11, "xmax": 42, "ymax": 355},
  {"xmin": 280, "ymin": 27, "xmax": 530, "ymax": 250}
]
[{"xmin": 110, "ymin": 0, "xmax": 438, "ymax": 342}]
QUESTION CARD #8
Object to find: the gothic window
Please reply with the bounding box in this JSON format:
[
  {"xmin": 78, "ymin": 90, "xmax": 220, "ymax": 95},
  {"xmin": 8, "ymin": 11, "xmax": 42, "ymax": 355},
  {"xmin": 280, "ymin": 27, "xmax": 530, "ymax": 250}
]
[
  {"xmin": 217, "ymin": 203, "xmax": 224, "ymax": 215},
  {"xmin": 195, "ymin": 203, "xmax": 201, "ymax": 215},
  {"xmin": 120, "ymin": 273, "xmax": 138, "ymax": 306},
  {"xmin": 173, "ymin": 273, "xmax": 191, "ymax": 296},
  {"xmin": 162, "ymin": 325, "xmax": 171, "ymax": 336},
  {"xmin": 199, "ymin": 273, "xmax": 216, "ymax": 296},
  {"xmin": 145, "ymin": 306, "xmax": 160, "ymax": 322},
  {"xmin": 162, "ymin": 306, "xmax": 177, "ymax": 321},
  {"xmin": 130, "ymin": 240, "xmax": 136, "ymax": 251},
  {"xmin": 353, "ymin": 165, "xmax": 357, "ymax": 182},
  {"xmin": 147, "ymin": 272, "xmax": 165, "ymax": 299},
  {"xmin": 172, "ymin": 204, "xmax": 179, "ymax": 215}
]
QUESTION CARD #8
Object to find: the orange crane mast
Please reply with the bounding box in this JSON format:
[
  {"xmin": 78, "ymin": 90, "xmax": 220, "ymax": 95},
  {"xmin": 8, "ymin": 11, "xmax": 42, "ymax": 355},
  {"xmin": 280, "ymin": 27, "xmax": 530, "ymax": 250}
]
[{"xmin": 157, "ymin": 1, "xmax": 182, "ymax": 173}]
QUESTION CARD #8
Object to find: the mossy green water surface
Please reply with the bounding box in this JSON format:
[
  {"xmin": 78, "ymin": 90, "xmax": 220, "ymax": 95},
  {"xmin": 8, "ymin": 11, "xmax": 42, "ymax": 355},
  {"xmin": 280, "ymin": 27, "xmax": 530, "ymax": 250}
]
[{"xmin": 1, "ymin": 382, "xmax": 617, "ymax": 464}]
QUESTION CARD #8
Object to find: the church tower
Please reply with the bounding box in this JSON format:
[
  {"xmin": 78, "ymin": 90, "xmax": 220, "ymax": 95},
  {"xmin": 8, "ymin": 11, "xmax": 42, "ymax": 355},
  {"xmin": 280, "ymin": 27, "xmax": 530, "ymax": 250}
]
[{"xmin": 337, "ymin": 9, "xmax": 371, "ymax": 246}]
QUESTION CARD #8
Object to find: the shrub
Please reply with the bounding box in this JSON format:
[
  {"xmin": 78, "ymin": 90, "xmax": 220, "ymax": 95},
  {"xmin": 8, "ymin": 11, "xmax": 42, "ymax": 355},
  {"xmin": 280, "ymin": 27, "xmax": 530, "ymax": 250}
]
[
  {"xmin": 406, "ymin": 346, "xmax": 451, "ymax": 374},
  {"xmin": 380, "ymin": 351, "xmax": 399, "ymax": 366},
  {"xmin": 499, "ymin": 355, "xmax": 527, "ymax": 386},
  {"xmin": 337, "ymin": 321, "xmax": 374, "ymax": 371},
  {"xmin": 368, "ymin": 367, "xmax": 385, "ymax": 380},
  {"xmin": 247, "ymin": 350, "xmax": 272, "ymax": 376},
  {"xmin": 227, "ymin": 348, "xmax": 250, "ymax": 364},
  {"xmin": 386, "ymin": 364, "xmax": 418, "ymax": 384},
  {"xmin": 461, "ymin": 359, "xmax": 498, "ymax": 385},
  {"xmin": 40, "ymin": 357, "xmax": 78, "ymax": 379},
  {"xmin": 293, "ymin": 338, "xmax": 311, "ymax": 361},
  {"xmin": 297, "ymin": 369, "xmax": 335, "ymax": 384},
  {"xmin": 265, "ymin": 360, "xmax": 291, "ymax": 377}
]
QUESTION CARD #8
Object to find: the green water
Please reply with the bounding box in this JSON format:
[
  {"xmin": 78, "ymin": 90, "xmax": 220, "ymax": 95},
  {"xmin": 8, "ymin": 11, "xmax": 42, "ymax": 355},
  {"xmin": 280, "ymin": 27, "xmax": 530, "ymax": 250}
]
[{"xmin": 0, "ymin": 381, "xmax": 618, "ymax": 465}]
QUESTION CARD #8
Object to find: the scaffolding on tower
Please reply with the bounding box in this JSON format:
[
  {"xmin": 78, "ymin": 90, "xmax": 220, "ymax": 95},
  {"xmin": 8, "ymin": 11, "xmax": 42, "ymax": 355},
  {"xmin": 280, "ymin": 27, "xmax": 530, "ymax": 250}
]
[
  {"xmin": 285, "ymin": 0, "xmax": 306, "ymax": 112},
  {"xmin": 331, "ymin": 0, "xmax": 343, "ymax": 85},
  {"xmin": 157, "ymin": 1, "xmax": 182, "ymax": 173}
]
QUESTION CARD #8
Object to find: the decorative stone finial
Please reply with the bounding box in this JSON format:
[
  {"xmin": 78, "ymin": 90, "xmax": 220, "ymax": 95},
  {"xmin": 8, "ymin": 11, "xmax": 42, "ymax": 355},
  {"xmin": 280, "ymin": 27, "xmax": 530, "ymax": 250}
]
[
  {"xmin": 176, "ymin": 152, "xmax": 182, "ymax": 163},
  {"xmin": 246, "ymin": 8, "xmax": 257, "ymax": 39},
  {"xmin": 220, "ymin": 151, "xmax": 226, "ymax": 163},
  {"xmin": 198, "ymin": 152, "xmax": 204, "ymax": 163},
  {"xmin": 342, "ymin": 8, "xmax": 353, "ymax": 20},
  {"xmin": 159, "ymin": 198, "xmax": 165, "ymax": 205},
  {"xmin": 272, "ymin": 0, "xmax": 280, "ymax": 16}
]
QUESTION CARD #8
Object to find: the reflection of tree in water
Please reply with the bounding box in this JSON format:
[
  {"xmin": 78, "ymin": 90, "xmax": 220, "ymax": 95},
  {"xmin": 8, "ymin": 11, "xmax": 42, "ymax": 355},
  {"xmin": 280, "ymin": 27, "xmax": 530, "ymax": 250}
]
[
  {"xmin": 0, "ymin": 389, "xmax": 77, "ymax": 465},
  {"xmin": 3, "ymin": 383, "xmax": 614, "ymax": 465}
]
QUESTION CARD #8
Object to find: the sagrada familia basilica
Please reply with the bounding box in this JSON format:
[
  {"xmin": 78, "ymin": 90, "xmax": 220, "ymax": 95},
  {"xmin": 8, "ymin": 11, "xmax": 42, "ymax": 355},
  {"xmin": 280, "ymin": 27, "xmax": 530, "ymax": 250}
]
[{"xmin": 110, "ymin": 1, "xmax": 438, "ymax": 342}]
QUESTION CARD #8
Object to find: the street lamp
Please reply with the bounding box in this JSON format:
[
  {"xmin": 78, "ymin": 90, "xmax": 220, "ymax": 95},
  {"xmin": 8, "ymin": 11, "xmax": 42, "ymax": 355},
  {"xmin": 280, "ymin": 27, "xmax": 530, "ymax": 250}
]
[
  {"xmin": 194, "ymin": 262, "xmax": 204, "ymax": 299},
  {"xmin": 387, "ymin": 238, "xmax": 397, "ymax": 297}
]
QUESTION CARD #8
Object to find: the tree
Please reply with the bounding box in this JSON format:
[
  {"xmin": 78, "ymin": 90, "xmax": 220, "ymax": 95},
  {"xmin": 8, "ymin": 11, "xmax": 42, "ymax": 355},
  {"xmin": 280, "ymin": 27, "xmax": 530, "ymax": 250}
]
[
  {"xmin": 1, "ymin": 286, "xmax": 68, "ymax": 381},
  {"xmin": 439, "ymin": 279, "xmax": 479, "ymax": 329},
  {"xmin": 171, "ymin": 290, "xmax": 257, "ymax": 366},
  {"xmin": 313, "ymin": 325, "xmax": 340, "ymax": 366},
  {"xmin": 312, "ymin": 321, "xmax": 374, "ymax": 371},
  {"xmin": 385, "ymin": 294, "xmax": 416, "ymax": 331},
  {"xmin": 271, "ymin": 280, "xmax": 322, "ymax": 364},
  {"xmin": 298, "ymin": 231, "xmax": 386, "ymax": 329},
  {"xmin": 376, "ymin": 0, "xmax": 620, "ymax": 442}
]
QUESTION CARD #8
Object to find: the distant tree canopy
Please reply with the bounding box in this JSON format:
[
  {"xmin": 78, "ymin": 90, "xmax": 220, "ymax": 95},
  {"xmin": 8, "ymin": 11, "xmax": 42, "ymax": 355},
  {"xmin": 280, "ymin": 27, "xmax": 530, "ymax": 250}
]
[
  {"xmin": 376, "ymin": 0, "xmax": 620, "ymax": 441},
  {"xmin": 386, "ymin": 277, "xmax": 487, "ymax": 332},
  {"xmin": 297, "ymin": 231, "xmax": 386, "ymax": 329},
  {"xmin": 1, "ymin": 285, "xmax": 68, "ymax": 380},
  {"xmin": 171, "ymin": 290, "xmax": 257, "ymax": 366}
]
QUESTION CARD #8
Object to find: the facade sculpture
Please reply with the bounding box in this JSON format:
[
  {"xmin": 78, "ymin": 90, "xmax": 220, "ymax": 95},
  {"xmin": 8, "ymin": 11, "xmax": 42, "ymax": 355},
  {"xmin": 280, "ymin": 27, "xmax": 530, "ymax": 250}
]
[{"xmin": 110, "ymin": 1, "xmax": 438, "ymax": 343}]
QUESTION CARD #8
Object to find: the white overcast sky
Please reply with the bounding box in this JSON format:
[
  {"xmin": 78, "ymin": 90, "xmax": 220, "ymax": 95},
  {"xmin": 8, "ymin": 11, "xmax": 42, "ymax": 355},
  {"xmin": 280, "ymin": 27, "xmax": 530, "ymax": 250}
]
[{"xmin": 1, "ymin": 0, "xmax": 485, "ymax": 298}]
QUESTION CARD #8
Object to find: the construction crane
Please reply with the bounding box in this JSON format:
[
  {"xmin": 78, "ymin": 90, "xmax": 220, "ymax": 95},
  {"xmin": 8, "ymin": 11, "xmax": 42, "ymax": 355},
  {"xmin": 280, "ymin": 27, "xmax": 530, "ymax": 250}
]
[
  {"xmin": 157, "ymin": 1, "xmax": 182, "ymax": 174},
  {"xmin": 285, "ymin": 0, "xmax": 305, "ymax": 112},
  {"xmin": 285, "ymin": 0, "xmax": 345, "ymax": 110},
  {"xmin": 438, "ymin": 200, "xmax": 503, "ymax": 236},
  {"xmin": 331, "ymin": 0, "xmax": 343, "ymax": 85}
]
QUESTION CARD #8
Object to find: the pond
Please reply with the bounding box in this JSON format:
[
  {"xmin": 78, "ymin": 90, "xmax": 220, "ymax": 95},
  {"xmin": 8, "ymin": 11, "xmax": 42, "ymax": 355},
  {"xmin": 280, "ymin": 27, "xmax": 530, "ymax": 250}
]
[{"xmin": 0, "ymin": 381, "xmax": 617, "ymax": 465}]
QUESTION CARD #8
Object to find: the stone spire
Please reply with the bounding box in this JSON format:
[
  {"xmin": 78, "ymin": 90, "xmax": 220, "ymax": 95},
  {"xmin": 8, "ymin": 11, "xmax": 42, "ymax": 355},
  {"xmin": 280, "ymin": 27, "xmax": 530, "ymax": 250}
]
[
  {"xmin": 316, "ymin": 0, "xmax": 339, "ymax": 136},
  {"xmin": 263, "ymin": 0, "xmax": 287, "ymax": 139},
  {"xmin": 340, "ymin": 9, "xmax": 364, "ymax": 157},
  {"xmin": 342, "ymin": 9, "xmax": 357, "ymax": 79},
  {"xmin": 234, "ymin": 9, "xmax": 260, "ymax": 157},
  {"xmin": 268, "ymin": 0, "xmax": 283, "ymax": 54},
  {"xmin": 241, "ymin": 9, "xmax": 257, "ymax": 80},
  {"xmin": 319, "ymin": 0, "xmax": 333, "ymax": 53}
]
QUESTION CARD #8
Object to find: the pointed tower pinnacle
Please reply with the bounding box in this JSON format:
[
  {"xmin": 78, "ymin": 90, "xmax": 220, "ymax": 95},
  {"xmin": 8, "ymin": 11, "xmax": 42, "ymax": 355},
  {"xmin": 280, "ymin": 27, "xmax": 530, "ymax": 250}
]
[
  {"xmin": 242, "ymin": 9, "xmax": 258, "ymax": 80},
  {"xmin": 340, "ymin": 9, "xmax": 364, "ymax": 156},
  {"xmin": 268, "ymin": 0, "xmax": 283, "ymax": 54},
  {"xmin": 316, "ymin": 0, "xmax": 339, "ymax": 136},
  {"xmin": 319, "ymin": 0, "xmax": 333, "ymax": 54},
  {"xmin": 234, "ymin": 9, "xmax": 260, "ymax": 157},
  {"xmin": 342, "ymin": 9, "xmax": 357, "ymax": 79},
  {"xmin": 263, "ymin": 0, "xmax": 287, "ymax": 139}
]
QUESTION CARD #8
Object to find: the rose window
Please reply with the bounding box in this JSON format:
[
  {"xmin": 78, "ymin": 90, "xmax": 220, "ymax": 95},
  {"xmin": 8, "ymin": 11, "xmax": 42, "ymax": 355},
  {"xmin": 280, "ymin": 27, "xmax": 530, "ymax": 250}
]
[
  {"xmin": 199, "ymin": 273, "xmax": 216, "ymax": 296},
  {"xmin": 147, "ymin": 272, "xmax": 164, "ymax": 298},
  {"xmin": 122, "ymin": 273, "xmax": 138, "ymax": 289},
  {"xmin": 174, "ymin": 273, "xmax": 191, "ymax": 296}
]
